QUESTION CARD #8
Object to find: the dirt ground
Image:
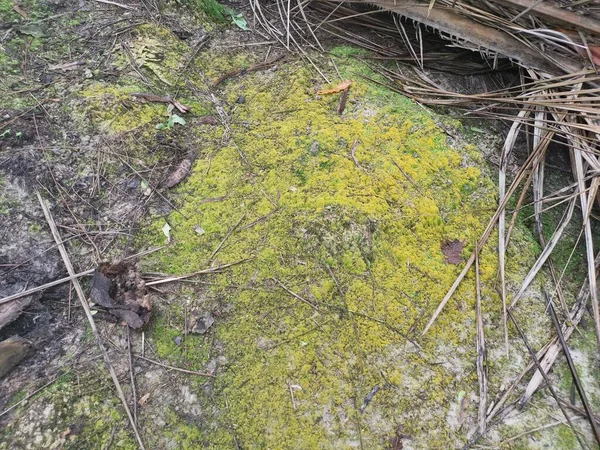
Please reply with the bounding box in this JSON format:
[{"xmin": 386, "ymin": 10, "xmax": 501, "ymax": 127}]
[{"xmin": 1, "ymin": 0, "xmax": 598, "ymax": 448}]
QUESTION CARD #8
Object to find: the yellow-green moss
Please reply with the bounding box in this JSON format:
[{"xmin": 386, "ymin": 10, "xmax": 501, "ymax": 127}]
[{"xmin": 139, "ymin": 50, "xmax": 511, "ymax": 448}]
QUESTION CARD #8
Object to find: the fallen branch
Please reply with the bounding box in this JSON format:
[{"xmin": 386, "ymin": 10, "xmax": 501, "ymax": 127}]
[{"xmin": 212, "ymin": 55, "xmax": 285, "ymax": 87}]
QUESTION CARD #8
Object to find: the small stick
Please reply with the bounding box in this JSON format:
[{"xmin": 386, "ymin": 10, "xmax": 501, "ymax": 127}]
[
  {"xmin": 0, "ymin": 247, "xmax": 162, "ymax": 306},
  {"xmin": 92, "ymin": 0, "xmax": 136, "ymax": 10},
  {"xmin": 239, "ymin": 208, "xmax": 279, "ymax": 231},
  {"xmin": 475, "ymin": 241, "xmax": 487, "ymax": 434},
  {"xmin": 359, "ymin": 385, "xmax": 380, "ymax": 413},
  {"xmin": 210, "ymin": 213, "xmax": 247, "ymax": 261},
  {"xmin": 67, "ymin": 282, "xmax": 73, "ymax": 321},
  {"xmin": 135, "ymin": 355, "xmax": 214, "ymax": 377},
  {"xmin": 507, "ymin": 308, "xmax": 587, "ymax": 450},
  {"xmin": 130, "ymin": 93, "xmax": 190, "ymax": 114},
  {"xmin": 349, "ymin": 139, "xmax": 363, "ymax": 170},
  {"xmin": 183, "ymin": 301, "xmax": 188, "ymax": 358},
  {"xmin": 36, "ymin": 192, "xmax": 146, "ymax": 450},
  {"xmin": 126, "ymin": 326, "xmax": 138, "ymax": 426},
  {"xmin": 145, "ymin": 259, "xmax": 251, "ymax": 286},
  {"xmin": 288, "ymin": 381, "xmax": 297, "ymax": 410},
  {"xmin": 212, "ymin": 55, "xmax": 285, "ymax": 87},
  {"xmin": 546, "ymin": 292, "xmax": 600, "ymax": 446},
  {"xmin": 273, "ymin": 278, "xmax": 320, "ymax": 311},
  {"xmin": 0, "ymin": 269, "xmax": 95, "ymax": 306},
  {"xmin": 0, "ymin": 377, "xmax": 58, "ymax": 419}
]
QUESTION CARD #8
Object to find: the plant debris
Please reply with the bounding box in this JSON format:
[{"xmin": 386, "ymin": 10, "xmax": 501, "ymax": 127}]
[
  {"xmin": 89, "ymin": 261, "xmax": 152, "ymax": 329},
  {"xmin": 162, "ymin": 150, "xmax": 198, "ymax": 188},
  {"xmin": 131, "ymin": 92, "xmax": 191, "ymax": 114}
]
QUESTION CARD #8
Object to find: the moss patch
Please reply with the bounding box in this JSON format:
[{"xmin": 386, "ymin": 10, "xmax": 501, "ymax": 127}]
[{"xmin": 139, "ymin": 50, "xmax": 514, "ymax": 448}]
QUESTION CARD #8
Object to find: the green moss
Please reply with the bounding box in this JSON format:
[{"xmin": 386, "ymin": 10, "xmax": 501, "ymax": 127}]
[{"xmin": 148, "ymin": 310, "xmax": 212, "ymax": 374}]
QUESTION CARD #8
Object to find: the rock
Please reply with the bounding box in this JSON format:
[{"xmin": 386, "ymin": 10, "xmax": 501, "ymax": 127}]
[
  {"xmin": 188, "ymin": 311, "xmax": 214, "ymax": 335},
  {"xmin": 0, "ymin": 335, "xmax": 33, "ymax": 378}
]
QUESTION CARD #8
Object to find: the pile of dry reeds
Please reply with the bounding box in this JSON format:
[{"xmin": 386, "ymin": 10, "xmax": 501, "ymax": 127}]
[{"xmin": 249, "ymin": 0, "xmax": 600, "ymax": 446}]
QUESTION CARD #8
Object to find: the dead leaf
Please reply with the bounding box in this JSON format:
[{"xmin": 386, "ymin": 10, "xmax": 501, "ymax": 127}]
[
  {"xmin": 441, "ymin": 239, "xmax": 465, "ymax": 264},
  {"xmin": 48, "ymin": 61, "xmax": 85, "ymax": 71},
  {"xmin": 162, "ymin": 151, "xmax": 198, "ymax": 189},
  {"xmin": 317, "ymin": 80, "xmax": 352, "ymax": 95},
  {"xmin": 196, "ymin": 115, "xmax": 218, "ymax": 125},
  {"xmin": 12, "ymin": 2, "xmax": 28, "ymax": 18},
  {"xmin": 138, "ymin": 392, "xmax": 151, "ymax": 407},
  {"xmin": 88, "ymin": 261, "xmax": 152, "ymax": 329}
]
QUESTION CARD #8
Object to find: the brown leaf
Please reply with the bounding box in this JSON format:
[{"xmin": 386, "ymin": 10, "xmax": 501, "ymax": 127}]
[
  {"xmin": 196, "ymin": 115, "xmax": 218, "ymax": 125},
  {"xmin": 162, "ymin": 151, "xmax": 198, "ymax": 189},
  {"xmin": 88, "ymin": 261, "xmax": 152, "ymax": 329},
  {"xmin": 317, "ymin": 80, "xmax": 352, "ymax": 95},
  {"xmin": 441, "ymin": 239, "xmax": 465, "ymax": 264},
  {"xmin": 138, "ymin": 392, "xmax": 151, "ymax": 407},
  {"xmin": 12, "ymin": 2, "xmax": 28, "ymax": 18}
]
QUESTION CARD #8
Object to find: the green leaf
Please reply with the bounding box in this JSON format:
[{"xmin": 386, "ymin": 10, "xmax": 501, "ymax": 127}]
[
  {"xmin": 162, "ymin": 222, "xmax": 171, "ymax": 242},
  {"xmin": 231, "ymin": 14, "xmax": 249, "ymax": 30},
  {"xmin": 169, "ymin": 114, "xmax": 186, "ymax": 126},
  {"xmin": 155, "ymin": 123, "xmax": 166, "ymax": 130},
  {"xmin": 222, "ymin": 7, "xmax": 249, "ymax": 30}
]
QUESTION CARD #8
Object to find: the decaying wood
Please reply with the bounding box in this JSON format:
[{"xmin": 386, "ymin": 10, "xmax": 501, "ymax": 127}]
[
  {"xmin": 363, "ymin": 1, "xmax": 582, "ymax": 74},
  {"xmin": 0, "ymin": 292, "xmax": 37, "ymax": 330}
]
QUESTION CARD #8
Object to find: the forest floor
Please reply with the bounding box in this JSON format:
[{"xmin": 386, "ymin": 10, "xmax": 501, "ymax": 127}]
[{"xmin": 0, "ymin": 0, "xmax": 598, "ymax": 448}]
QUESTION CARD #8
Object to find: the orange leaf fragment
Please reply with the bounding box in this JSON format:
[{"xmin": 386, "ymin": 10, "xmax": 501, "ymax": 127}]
[{"xmin": 317, "ymin": 80, "xmax": 352, "ymax": 95}]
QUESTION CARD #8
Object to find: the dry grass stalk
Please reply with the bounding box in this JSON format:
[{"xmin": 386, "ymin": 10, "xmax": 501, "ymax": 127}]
[
  {"xmin": 475, "ymin": 242, "xmax": 487, "ymax": 435},
  {"xmin": 36, "ymin": 192, "xmax": 146, "ymax": 450}
]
